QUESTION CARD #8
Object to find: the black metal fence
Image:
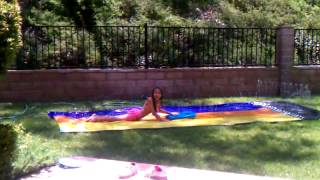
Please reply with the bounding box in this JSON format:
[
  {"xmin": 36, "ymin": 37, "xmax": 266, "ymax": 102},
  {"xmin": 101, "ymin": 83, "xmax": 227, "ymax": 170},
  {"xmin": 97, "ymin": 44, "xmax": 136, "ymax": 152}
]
[
  {"xmin": 148, "ymin": 27, "xmax": 276, "ymax": 68},
  {"xmin": 294, "ymin": 29, "xmax": 320, "ymax": 65},
  {"xmin": 15, "ymin": 25, "xmax": 277, "ymax": 69}
]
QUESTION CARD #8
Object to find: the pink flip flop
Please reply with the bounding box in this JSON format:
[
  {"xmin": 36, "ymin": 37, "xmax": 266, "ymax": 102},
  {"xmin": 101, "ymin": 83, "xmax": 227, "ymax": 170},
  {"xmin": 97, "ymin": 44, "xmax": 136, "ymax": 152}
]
[
  {"xmin": 118, "ymin": 162, "xmax": 138, "ymax": 179},
  {"xmin": 145, "ymin": 165, "xmax": 168, "ymax": 180}
]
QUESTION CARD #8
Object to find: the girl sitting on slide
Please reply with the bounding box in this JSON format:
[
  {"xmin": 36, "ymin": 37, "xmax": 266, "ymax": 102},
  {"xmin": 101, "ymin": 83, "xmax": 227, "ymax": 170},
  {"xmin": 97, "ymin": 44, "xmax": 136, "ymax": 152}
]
[{"xmin": 86, "ymin": 87, "xmax": 172, "ymax": 122}]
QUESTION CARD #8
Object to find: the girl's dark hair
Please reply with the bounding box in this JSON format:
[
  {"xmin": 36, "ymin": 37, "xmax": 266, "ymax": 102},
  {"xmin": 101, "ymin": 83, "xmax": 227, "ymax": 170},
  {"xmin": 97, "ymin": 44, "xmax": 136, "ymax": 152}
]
[{"xmin": 151, "ymin": 87, "xmax": 163, "ymax": 112}]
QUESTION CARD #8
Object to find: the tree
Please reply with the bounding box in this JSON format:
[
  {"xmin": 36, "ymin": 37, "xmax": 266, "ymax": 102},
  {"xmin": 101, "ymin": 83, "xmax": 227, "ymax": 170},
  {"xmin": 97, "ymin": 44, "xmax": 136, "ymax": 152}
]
[{"xmin": 0, "ymin": 0, "xmax": 22, "ymax": 73}]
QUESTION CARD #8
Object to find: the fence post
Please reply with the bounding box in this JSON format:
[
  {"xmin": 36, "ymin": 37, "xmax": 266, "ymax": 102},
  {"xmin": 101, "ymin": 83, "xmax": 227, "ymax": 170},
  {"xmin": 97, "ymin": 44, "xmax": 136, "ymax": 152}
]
[
  {"xmin": 276, "ymin": 26, "xmax": 294, "ymax": 97},
  {"xmin": 144, "ymin": 23, "xmax": 149, "ymax": 69}
]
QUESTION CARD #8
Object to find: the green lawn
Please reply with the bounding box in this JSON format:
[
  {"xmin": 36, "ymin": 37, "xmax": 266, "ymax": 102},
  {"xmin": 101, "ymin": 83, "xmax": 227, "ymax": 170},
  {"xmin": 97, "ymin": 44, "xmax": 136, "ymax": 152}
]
[{"xmin": 1, "ymin": 96, "xmax": 320, "ymax": 180}]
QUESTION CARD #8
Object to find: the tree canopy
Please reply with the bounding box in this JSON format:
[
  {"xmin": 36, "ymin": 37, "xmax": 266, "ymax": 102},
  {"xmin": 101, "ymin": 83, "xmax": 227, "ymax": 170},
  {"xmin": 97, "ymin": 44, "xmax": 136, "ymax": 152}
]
[{"xmin": 20, "ymin": 0, "xmax": 320, "ymax": 28}]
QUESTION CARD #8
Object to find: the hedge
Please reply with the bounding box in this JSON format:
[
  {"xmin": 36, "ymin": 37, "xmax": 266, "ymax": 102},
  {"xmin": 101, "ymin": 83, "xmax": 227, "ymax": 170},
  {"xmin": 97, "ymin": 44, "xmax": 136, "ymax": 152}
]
[{"xmin": 0, "ymin": 124, "xmax": 17, "ymax": 180}]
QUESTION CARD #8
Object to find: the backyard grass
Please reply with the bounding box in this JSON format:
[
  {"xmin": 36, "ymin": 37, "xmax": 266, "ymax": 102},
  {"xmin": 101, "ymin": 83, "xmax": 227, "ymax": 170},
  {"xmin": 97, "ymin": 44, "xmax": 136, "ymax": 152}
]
[{"xmin": 1, "ymin": 96, "xmax": 320, "ymax": 180}]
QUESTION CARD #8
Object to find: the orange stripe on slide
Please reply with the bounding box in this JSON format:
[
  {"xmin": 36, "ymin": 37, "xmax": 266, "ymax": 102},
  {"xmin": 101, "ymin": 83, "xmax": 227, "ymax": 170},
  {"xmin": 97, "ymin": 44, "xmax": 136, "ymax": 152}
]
[
  {"xmin": 55, "ymin": 116, "xmax": 85, "ymax": 123},
  {"xmin": 196, "ymin": 108, "xmax": 282, "ymax": 119}
]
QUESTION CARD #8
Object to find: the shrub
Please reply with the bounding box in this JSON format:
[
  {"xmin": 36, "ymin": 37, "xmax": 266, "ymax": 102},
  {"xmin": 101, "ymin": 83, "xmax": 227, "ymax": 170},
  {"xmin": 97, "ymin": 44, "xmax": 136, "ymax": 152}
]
[
  {"xmin": 219, "ymin": 0, "xmax": 320, "ymax": 28},
  {"xmin": 0, "ymin": 0, "xmax": 22, "ymax": 73},
  {"xmin": 0, "ymin": 124, "xmax": 17, "ymax": 180}
]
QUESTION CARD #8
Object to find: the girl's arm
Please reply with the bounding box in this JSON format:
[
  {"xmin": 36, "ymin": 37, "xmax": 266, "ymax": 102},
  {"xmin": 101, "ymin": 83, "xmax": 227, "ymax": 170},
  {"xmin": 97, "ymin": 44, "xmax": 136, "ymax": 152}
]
[
  {"xmin": 159, "ymin": 108, "xmax": 171, "ymax": 115},
  {"xmin": 146, "ymin": 98, "xmax": 162, "ymax": 121},
  {"xmin": 152, "ymin": 111, "xmax": 162, "ymax": 121},
  {"xmin": 157, "ymin": 100, "xmax": 172, "ymax": 115},
  {"xmin": 157, "ymin": 103, "xmax": 170, "ymax": 121}
]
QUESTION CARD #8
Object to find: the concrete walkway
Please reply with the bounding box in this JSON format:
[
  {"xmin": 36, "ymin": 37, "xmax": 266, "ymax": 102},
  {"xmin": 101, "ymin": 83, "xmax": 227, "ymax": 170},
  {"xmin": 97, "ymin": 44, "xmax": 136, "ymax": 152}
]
[{"xmin": 20, "ymin": 157, "xmax": 288, "ymax": 180}]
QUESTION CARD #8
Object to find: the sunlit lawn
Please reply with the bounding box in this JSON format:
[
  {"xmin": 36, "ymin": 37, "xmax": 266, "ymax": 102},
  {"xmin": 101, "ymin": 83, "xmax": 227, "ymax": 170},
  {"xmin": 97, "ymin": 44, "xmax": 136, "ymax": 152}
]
[{"xmin": 1, "ymin": 96, "xmax": 320, "ymax": 180}]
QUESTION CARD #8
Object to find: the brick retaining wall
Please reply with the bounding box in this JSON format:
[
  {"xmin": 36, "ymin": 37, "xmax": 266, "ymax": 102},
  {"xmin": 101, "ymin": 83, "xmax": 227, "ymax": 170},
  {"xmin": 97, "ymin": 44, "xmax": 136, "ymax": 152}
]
[
  {"xmin": 290, "ymin": 66, "xmax": 320, "ymax": 93},
  {"xmin": 0, "ymin": 68, "xmax": 281, "ymax": 102}
]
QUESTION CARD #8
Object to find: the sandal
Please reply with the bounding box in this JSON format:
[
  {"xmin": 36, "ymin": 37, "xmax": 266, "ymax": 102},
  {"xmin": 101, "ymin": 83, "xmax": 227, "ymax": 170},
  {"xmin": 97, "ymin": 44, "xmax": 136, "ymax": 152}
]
[
  {"xmin": 145, "ymin": 165, "xmax": 168, "ymax": 180},
  {"xmin": 118, "ymin": 162, "xmax": 138, "ymax": 179}
]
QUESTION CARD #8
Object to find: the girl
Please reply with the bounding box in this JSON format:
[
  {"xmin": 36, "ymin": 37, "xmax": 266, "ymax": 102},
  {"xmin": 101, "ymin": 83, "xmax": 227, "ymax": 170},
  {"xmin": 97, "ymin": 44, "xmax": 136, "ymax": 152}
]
[{"xmin": 86, "ymin": 87, "xmax": 171, "ymax": 122}]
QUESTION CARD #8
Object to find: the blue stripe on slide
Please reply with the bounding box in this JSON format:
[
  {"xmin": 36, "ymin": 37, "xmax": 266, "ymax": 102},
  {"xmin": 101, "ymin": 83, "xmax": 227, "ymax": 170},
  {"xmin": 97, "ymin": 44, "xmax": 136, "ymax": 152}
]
[{"xmin": 48, "ymin": 102, "xmax": 262, "ymax": 119}]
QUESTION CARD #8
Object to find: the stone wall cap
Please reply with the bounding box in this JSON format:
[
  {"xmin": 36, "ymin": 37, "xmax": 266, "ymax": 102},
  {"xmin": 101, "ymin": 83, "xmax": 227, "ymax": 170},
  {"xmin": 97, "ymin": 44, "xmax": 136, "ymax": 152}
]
[
  {"xmin": 7, "ymin": 66, "xmax": 278, "ymax": 73},
  {"xmin": 293, "ymin": 65, "xmax": 320, "ymax": 69},
  {"xmin": 277, "ymin": 25, "xmax": 293, "ymax": 29}
]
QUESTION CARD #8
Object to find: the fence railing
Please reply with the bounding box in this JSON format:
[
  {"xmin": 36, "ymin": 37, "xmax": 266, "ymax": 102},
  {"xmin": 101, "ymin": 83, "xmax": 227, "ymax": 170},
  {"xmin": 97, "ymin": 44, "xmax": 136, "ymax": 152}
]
[
  {"xmin": 147, "ymin": 27, "xmax": 276, "ymax": 68},
  {"xmin": 294, "ymin": 29, "xmax": 320, "ymax": 65},
  {"xmin": 15, "ymin": 25, "xmax": 277, "ymax": 69}
]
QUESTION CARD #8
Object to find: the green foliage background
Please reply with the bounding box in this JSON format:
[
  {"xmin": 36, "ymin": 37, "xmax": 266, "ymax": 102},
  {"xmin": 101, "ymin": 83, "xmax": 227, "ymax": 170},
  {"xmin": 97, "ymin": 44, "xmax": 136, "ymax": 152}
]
[
  {"xmin": 0, "ymin": 0, "xmax": 22, "ymax": 73},
  {"xmin": 21, "ymin": 0, "xmax": 320, "ymax": 28}
]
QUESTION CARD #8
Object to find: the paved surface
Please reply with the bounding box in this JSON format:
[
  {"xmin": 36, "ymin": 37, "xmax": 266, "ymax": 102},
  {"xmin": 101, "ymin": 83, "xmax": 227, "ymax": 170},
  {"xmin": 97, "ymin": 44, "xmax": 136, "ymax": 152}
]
[{"xmin": 20, "ymin": 158, "xmax": 288, "ymax": 180}]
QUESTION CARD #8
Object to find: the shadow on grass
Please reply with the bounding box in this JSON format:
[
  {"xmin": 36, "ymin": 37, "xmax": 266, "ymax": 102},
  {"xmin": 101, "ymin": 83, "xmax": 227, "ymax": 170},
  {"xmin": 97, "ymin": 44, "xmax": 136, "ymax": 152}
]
[{"xmin": 67, "ymin": 121, "xmax": 318, "ymax": 175}]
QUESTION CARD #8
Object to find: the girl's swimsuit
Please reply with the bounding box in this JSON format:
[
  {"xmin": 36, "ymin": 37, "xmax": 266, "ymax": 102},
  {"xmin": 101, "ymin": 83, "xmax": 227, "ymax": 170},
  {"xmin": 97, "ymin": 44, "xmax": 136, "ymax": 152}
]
[{"xmin": 126, "ymin": 108, "xmax": 142, "ymax": 121}]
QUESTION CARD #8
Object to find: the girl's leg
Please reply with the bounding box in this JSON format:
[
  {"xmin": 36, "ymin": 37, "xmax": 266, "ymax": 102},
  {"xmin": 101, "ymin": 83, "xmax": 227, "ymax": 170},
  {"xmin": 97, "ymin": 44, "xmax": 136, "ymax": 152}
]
[{"xmin": 86, "ymin": 114, "xmax": 121, "ymax": 122}]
